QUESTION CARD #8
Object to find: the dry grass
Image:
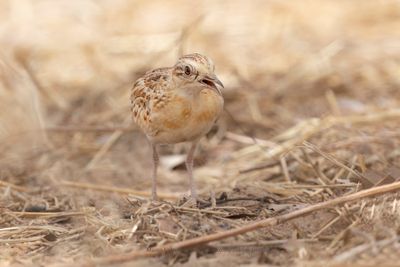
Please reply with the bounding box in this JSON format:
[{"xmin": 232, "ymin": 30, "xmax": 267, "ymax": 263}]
[{"xmin": 1, "ymin": 0, "xmax": 400, "ymax": 266}]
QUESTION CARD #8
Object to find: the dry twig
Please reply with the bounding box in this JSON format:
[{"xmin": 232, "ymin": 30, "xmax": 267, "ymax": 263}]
[{"xmin": 60, "ymin": 180, "xmax": 178, "ymax": 200}]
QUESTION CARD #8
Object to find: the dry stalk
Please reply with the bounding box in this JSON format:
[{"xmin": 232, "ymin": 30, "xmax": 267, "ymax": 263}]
[
  {"xmin": 60, "ymin": 180, "xmax": 178, "ymax": 200},
  {"xmin": 45, "ymin": 126, "xmax": 135, "ymax": 132},
  {"xmin": 0, "ymin": 181, "xmax": 30, "ymax": 192}
]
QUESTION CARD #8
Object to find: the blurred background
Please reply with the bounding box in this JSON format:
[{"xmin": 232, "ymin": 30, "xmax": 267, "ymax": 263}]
[{"xmin": 1, "ymin": 0, "xmax": 400, "ymax": 265}]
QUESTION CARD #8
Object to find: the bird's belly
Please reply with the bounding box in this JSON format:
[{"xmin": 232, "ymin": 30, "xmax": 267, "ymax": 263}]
[
  {"xmin": 154, "ymin": 120, "xmax": 215, "ymax": 144},
  {"xmin": 150, "ymin": 90, "xmax": 223, "ymax": 144}
]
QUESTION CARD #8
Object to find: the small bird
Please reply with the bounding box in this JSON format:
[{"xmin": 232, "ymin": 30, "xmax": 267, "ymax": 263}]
[{"xmin": 130, "ymin": 53, "xmax": 224, "ymax": 201}]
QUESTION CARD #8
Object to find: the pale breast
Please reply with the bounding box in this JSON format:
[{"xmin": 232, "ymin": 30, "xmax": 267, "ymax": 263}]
[{"xmin": 150, "ymin": 89, "xmax": 223, "ymax": 144}]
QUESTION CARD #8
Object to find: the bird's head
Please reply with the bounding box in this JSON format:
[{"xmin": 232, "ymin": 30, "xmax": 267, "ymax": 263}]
[{"xmin": 172, "ymin": 53, "xmax": 224, "ymax": 95}]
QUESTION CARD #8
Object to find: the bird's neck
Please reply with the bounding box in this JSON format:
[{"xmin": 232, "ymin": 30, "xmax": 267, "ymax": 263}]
[{"xmin": 175, "ymin": 84, "xmax": 204, "ymax": 100}]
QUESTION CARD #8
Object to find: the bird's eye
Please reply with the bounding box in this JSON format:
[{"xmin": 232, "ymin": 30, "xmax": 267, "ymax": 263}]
[{"xmin": 184, "ymin": 66, "xmax": 191, "ymax": 75}]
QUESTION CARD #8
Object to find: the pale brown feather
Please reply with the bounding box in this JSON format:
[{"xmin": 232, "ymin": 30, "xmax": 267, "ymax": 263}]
[{"xmin": 130, "ymin": 67, "xmax": 173, "ymax": 137}]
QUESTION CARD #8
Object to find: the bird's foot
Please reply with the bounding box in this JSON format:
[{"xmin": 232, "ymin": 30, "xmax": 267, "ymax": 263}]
[
  {"xmin": 148, "ymin": 193, "xmax": 163, "ymax": 206},
  {"xmin": 179, "ymin": 196, "xmax": 196, "ymax": 207},
  {"xmin": 179, "ymin": 194, "xmax": 208, "ymax": 208}
]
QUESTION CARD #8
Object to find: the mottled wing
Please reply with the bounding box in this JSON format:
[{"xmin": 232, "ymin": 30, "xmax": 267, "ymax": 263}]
[{"xmin": 130, "ymin": 67, "xmax": 172, "ymax": 137}]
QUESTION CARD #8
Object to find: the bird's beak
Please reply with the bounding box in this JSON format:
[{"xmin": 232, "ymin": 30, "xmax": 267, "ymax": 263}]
[{"xmin": 199, "ymin": 74, "xmax": 224, "ymax": 95}]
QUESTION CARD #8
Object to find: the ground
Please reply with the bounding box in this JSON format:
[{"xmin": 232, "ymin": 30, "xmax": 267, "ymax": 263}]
[{"xmin": 1, "ymin": 1, "xmax": 400, "ymax": 266}]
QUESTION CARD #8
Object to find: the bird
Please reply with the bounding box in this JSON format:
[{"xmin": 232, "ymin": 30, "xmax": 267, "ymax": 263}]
[{"xmin": 130, "ymin": 53, "xmax": 224, "ymax": 201}]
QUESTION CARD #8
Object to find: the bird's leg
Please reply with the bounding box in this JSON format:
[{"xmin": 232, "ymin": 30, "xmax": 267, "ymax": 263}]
[
  {"xmin": 151, "ymin": 144, "xmax": 159, "ymax": 200},
  {"xmin": 186, "ymin": 141, "xmax": 199, "ymax": 200}
]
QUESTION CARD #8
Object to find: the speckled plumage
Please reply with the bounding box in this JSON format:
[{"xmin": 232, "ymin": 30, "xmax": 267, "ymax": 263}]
[
  {"xmin": 130, "ymin": 67, "xmax": 173, "ymax": 138},
  {"xmin": 130, "ymin": 53, "xmax": 224, "ymax": 200}
]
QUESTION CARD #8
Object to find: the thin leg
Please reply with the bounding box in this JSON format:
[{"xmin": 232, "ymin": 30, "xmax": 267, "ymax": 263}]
[
  {"xmin": 186, "ymin": 141, "xmax": 198, "ymax": 199},
  {"xmin": 151, "ymin": 144, "xmax": 159, "ymax": 200}
]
